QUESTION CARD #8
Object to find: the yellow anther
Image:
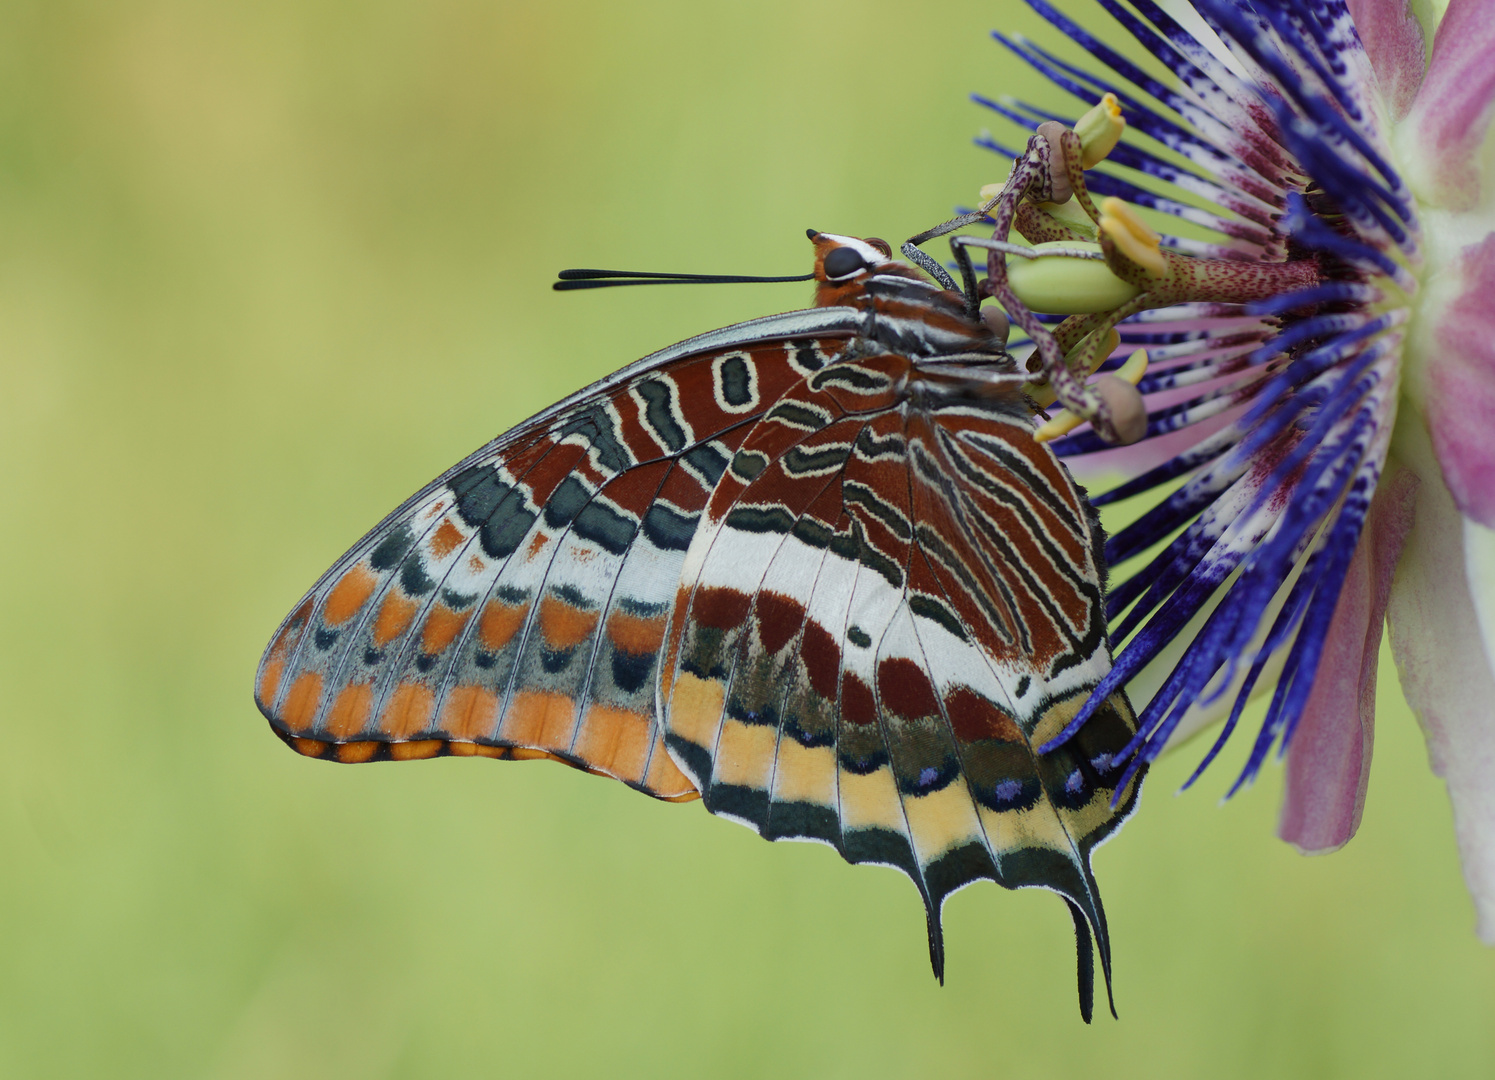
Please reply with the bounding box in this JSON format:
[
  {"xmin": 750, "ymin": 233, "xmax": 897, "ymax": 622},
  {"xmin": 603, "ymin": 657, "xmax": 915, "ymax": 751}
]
[
  {"xmin": 1036, "ymin": 196, "xmax": 1096, "ymax": 234},
  {"xmin": 1114, "ymin": 346, "xmax": 1149, "ymax": 386},
  {"xmin": 1033, "ymin": 407, "xmax": 1086, "ymax": 443},
  {"xmin": 1097, "ymin": 328, "xmax": 1122, "ymax": 367},
  {"xmin": 1024, "ymin": 327, "xmax": 1122, "ymax": 409},
  {"xmin": 979, "ymin": 181, "xmax": 1004, "ymax": 203},
  {"xmin": 1099, "ymin": 197, "xmax": 1166, "ymax": 275},
  {"xmin": 1034, "ymin": 349, "xmax": 1150, "ymax": 443},
  {"xmin": 1075, "ymin": 93, "xmax": 1125, "ymax": 168}
]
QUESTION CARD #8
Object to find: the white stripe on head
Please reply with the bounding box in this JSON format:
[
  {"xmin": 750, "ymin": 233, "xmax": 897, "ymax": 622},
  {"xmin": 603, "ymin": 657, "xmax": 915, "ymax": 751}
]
[{"xmin": 819, "ymin": 234, "xmax": 892, "ymax": 277}]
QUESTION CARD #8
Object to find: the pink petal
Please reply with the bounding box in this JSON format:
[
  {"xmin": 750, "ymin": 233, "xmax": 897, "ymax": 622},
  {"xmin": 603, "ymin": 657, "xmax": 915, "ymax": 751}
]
[
  {"xmin": 1278, "ymin": 466, "xmax": 1418, "ymax": 854},
  {"xmin": 1428, "ymin": 233, "xmax": 1495, "ymax": 528},
  {"xmin": 1404, "ymin": 0, "xmax": 1495, "ymax": 210},
  {"xmin": 1387, "ymin": 452, "xmax": 1495, "ymax": 943},
  {"xmin": 1061, "ymin": 403, "xmax": 1244, "ymax": 484},
  {"xmin": 1348, "ymin": 0, "xmax": 1427, "ymax": 120}
]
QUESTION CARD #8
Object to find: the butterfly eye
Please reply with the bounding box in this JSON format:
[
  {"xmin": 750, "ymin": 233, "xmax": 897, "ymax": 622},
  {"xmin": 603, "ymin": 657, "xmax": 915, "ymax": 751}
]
[{"xmin": 822, "ymin": 246, "xmax": 869, "ymax": 279}]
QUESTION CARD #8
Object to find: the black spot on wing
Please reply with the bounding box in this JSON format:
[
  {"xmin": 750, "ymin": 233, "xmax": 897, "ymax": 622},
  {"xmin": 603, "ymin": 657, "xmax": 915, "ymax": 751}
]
[
  {"xmin": 543, "ymin": 475, "xmax": 591, "ymax": 530},
  {"xmin": 764, "ymin": 800, "xmax": 838, "ymax": 842},
  {"xmin": 794, "ymin": 340, "xmax": 829, "ymax": 372},
  {"xmin": 682, "ymin": 442, "xmax": 730, "ymax": 487},
  {"xmin": 705, "ymin": 782, "xmax": 769, "ymax": 826},
  {"xmin": 400, "ymin": 558, "xmax": 435, "ymax": 596},
  {"xmin": 449, "ymin": 467, "xmax": 508, "ymax": 528},
  {"xmin": 717, "ymin": 354, "xmax": 754, "ymax": 407},
  {"xmin": 442, "ymin": 587, "xmax": 479, "ymax": 608},
  {"xmin": 557, "ymin": 405, "xmax": 633, "ymax": 472},
  {"xmin": 810, "ymin": 365, "xmax": 890, "ymax": 392},
  {"xmin": 782, "ymin": 443, "xmax": 852, "ymax": 475},
  {"xmin": 370, "ymin": 524, "xmax": 415, "ymax": 571},
  {"xmin": 723, "ymin": 506, "xmax": 795, "ymax": 535},
  {"xmin": 977, "ymin": 774, "xmax": 1042, "ymax": 813},
  {"xmin": 789, "ymin": 516, "xmax": 865, "ymax": 567},
  {"xmin": 909, "ymin": 594, "xmax": 968, "ymax": 643},
  {"xmin": 574, "ymin": 500, "xmax": 639, "ymax": 556},
  {"xmin": 635, "ymin": 379, "xmax": 687, "ymax": 453},
  {"xmin": 730, "ymin": 449, "xmax": 769, "ymax": 481},
  {"xmin": 854, "ymin": 527, "xmax": 903, "ymax": 589},
  {"xmin": 642, "ymin": 503, "xmax": 699, "ymax": 551},
  {"xmin": 853, "ymin": 425, "xmax": 905, "ymax": 460},
  {"xmin": 553, "ymin": 583, "xmax": 590, "ymax": 608},
  {"xmin": 766, "ymin": 401, "xmax": 831, "ymax": 431},
  {"xmin": 610, "ymin": 649, "xmax": 654, "ymax": 694},
  {"xmin": 923, "ymin": 843, "xmax": 998, "ymax": 909},
  {"xmin": 842, "ymin": 827, "xmax": 919, "ymax": 878},
  {"xmin": 541, "ymin": 645, "xmax": 577, "ymax": 674},
  {"xmin": 449, "ymin": 466, "xmax": 536, "ymax": 560},
  {"xmin": 665, "ymin": 733, "xmax": 714, "ymax": 789},
  {"xmin": 844, "ymin": 479, "xmax": 911, "ymax": 540},
  {"xmin": 481, "ymin": 506, "xmax": 538, "ymax": 560}
]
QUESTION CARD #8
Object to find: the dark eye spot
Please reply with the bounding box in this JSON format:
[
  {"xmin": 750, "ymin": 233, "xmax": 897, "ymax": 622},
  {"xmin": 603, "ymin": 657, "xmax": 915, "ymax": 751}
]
[{"xmin": 823, "ymin": 246, "xmax": 867, "ymax": 279}]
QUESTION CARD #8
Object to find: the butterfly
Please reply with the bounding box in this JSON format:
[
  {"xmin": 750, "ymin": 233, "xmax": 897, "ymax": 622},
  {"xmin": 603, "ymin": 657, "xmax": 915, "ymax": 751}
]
[{"xmin": 254, "ymin": 226, "xmax": 1144, "ymax": 1021}]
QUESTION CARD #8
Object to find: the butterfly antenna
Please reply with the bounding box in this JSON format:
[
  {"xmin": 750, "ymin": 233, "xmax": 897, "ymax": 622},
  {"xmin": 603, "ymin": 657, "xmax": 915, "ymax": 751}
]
[{"xmin": 554, "ymin": 268, "xmax": 815, "ymax": 291}]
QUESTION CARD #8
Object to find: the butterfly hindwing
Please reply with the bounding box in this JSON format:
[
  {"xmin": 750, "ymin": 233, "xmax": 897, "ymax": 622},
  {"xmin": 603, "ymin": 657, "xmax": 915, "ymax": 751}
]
[
  {"xmin": 661, "ymin": 351, "xmax": 1143, "ymax": 991},
  {"xmin": 256, "ymin": 313, "xmax": 859, "ymax": 796}
]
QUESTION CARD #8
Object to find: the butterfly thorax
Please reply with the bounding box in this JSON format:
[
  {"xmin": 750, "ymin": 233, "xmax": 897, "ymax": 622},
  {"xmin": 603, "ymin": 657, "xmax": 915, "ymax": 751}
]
[{"xmin": 810, "ymin": 232, "xmax": 1008, "ymax": 366}]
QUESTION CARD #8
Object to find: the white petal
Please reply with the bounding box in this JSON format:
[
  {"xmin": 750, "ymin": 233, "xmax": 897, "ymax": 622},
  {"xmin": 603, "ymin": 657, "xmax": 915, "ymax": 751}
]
[
  {"xmin": 1386, "ymin": 438, "xmax": 1495, "ymax": 942},
  {"xmin": 1465, "ymin": 518, "xmax": 1495, "ymax": 709}
]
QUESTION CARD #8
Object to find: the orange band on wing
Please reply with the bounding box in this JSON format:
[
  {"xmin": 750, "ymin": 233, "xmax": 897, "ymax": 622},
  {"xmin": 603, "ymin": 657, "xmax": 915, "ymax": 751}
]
[
  {"xmin": 380, "ymin": 682, "xmax": 435, "ymax": 739},
  {"xmin": 438, "ymin": 685, "xmax": 500, "ymax": 740},
  {"xmin": 324, "ymin": 565, "xmax": 378, "ymax": 626}
]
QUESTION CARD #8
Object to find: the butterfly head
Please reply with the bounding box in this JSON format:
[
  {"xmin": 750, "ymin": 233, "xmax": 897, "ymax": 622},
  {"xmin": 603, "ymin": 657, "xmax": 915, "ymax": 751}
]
[{"xmin": 807, "ymin": 230, "xmax": 921, "ymax": 306}]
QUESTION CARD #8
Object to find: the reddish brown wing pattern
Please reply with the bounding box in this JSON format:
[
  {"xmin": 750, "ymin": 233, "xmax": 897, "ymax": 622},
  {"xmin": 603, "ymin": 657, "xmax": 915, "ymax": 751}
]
[
  {"xmin": 256, "ymin": 330, "xmax": 854, "ymax": 798},
  {"xmin": 660, "ymin": 351, "xmax": 1142, "ymax": 994},
  {"xmin": 257, "ymin": 240, "xmax": 1144, "ymax": 1016}
]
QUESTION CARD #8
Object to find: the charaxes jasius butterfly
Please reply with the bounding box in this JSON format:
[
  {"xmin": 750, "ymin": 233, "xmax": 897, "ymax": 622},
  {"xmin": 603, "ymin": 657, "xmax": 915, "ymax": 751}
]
[{"xmin": 254, "ymin": 225, "xmax": 1145, "ymax": 1020}]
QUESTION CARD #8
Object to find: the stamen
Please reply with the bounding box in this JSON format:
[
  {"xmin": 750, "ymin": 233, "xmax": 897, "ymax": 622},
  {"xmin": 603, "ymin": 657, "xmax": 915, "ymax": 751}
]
[
  {"xmin": 1074, "ymin": 92, "xmax": 1125, "ymax": 167},
  {"xmin": 1035, "ymin": 348, "xmax": 1149, "ymax": 442},
  {"xmin": 971, "ymin": 0, "xmax": 1420, "ymax": 814},
  {"xmin": 1097, "ymin": 197, "xmax": 1166, "ymax": 275}
]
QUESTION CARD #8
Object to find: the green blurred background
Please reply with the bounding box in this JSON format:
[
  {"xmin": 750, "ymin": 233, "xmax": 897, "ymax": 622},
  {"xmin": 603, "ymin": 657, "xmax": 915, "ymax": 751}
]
[{"xmin": 2, "ymin": 0, "xmax": 1492, "ymax": 1075}]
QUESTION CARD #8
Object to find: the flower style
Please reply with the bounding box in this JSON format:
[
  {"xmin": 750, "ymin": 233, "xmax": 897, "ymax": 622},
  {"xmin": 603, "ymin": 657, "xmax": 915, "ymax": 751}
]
[{"xmin": 960, "ymin": 0, "xmax": 1495, "ymax": 940}]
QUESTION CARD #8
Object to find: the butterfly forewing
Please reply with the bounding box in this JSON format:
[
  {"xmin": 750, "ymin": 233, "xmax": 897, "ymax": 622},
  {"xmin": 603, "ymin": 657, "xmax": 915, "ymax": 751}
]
[{"xmin": 256, "ymin": 319, "xmax": 858, "ymax": 796}]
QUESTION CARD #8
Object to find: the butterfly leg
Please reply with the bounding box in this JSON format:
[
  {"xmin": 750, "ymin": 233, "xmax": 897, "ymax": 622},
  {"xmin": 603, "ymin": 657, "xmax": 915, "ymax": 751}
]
[
  {"xmin": 899, "ymin": 240, "xmax": 960, "ymax": 294},
  {"xmin": 900, "ymin": 198, "xmax": 1003, "ymax": 316},
  {"xmin": 968, "ymin": 125, "xmax": 1152, "ymax": 442},
  {"xmin": 946, "ymin": 234, "xmax": 984, "ymax": 320}
]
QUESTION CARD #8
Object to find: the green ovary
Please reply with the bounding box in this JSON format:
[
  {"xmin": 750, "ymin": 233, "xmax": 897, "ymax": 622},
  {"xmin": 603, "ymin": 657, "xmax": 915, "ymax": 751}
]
[{"xmin": 1006, "ymin": 243, "xmax": 1142, "ymax": 314}]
